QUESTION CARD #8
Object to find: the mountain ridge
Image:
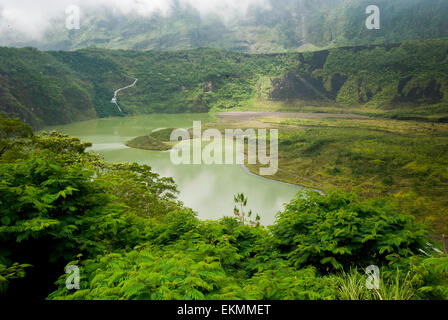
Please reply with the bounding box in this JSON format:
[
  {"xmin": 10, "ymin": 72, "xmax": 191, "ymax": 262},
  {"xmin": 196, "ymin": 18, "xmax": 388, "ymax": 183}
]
[
  {"xmin": 3, "ymin": 0, "xmax": 448, "ymax": 53},
  {"xmin": 1, "ymin": 38, "xmax": 447, "ymax": 128}
]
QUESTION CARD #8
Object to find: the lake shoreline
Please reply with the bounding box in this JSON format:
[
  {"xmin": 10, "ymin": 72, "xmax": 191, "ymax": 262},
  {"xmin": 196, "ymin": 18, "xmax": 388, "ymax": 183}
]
[
  {"xmin": 240, "ymin": 162, "xmax": 325, "ymax": 195},
  {"xmin": 122, "ymin": 111, "xmax": 333, "ymax": 194},
  {"xmin": 47, "ymin": 113, "xmax": 300, "ymax": 225}
]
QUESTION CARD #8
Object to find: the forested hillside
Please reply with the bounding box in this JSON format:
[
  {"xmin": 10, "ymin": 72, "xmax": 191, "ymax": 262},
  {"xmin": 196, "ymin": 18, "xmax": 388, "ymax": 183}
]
[
  {"xmin": 1, "ymin": 39, "xmax": 447, "ymax": 128},
  {"xmin": 5, "ymin": 0, "xmax": 448, "ymax": 53},
  {"xmin": 0, "ymin": 47, "xmax": 98, "ymax": 128}
]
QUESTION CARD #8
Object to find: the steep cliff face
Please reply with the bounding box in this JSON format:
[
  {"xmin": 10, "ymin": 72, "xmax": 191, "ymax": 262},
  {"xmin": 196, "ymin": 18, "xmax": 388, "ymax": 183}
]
[
  {"xmin": 395, "ymin": 77, "xmax": 444, "ymax": 105},
  {"xmin": 270, "ymin": 72, "xmax": 319, "ymax": 101},
  {"xmin": 267, "ymin": 40, "xmax": 448, "ymax": 108}
]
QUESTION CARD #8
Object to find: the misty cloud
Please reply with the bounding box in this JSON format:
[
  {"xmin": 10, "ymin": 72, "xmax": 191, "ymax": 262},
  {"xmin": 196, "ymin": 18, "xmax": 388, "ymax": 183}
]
[{"xmin": 0, "ymin": 0, "xmax": 270, "ymax": 41}]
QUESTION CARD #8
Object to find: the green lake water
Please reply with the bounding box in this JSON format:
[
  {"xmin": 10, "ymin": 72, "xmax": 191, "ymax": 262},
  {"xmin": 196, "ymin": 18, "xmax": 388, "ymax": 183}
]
[{"xmin": 49, "ymin": 114, "xmax": 301, "ymax": 225}]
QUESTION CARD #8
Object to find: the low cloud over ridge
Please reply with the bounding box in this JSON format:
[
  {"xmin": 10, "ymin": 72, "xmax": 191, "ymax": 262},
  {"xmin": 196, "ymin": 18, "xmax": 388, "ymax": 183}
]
[{"xmin": 0, "ymin": 0, "xmax": 271, "ymax": 41}]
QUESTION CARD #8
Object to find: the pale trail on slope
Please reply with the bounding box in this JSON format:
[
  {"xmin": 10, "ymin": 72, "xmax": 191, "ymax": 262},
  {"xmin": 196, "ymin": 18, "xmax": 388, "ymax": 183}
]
[{"xmin": 111, "ymin": 78, "xmax": 138, "ymax": 113}]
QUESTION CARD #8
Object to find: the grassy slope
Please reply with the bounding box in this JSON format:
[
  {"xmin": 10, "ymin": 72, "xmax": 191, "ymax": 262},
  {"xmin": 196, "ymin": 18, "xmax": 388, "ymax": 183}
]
[
  {"xmin": 124, "ymin": 113, "xmax": 448, "ymax": 234},
  {"xmin": 125, "ymin": 135, "xmax": 170, "ymax": 151},
  {"xmin": 237, "ymin": 116, "xmax": 448, "ymax": 234}
]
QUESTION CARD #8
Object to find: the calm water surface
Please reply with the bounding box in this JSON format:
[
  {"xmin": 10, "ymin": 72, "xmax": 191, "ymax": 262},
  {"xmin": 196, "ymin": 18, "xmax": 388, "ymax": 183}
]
[{"xmin": 49, "ymin": 114, "xmax": 301, "ymax": 225}]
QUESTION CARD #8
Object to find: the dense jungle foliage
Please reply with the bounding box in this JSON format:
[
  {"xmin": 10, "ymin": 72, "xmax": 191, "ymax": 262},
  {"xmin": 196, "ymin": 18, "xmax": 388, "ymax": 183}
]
[
  {"xmin": 0, "ymin": 114, "xmax": 447, "ymax": 300},
  {"xmin": 1, "ymin": 38, "xmax": 447, "ymax": 129}
]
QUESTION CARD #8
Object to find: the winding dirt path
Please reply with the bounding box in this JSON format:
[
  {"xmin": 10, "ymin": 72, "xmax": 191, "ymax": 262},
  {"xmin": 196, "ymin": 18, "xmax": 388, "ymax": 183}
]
[{"xmin": 111, "ymin": 78, "xmax": 138, "ymax": 112}]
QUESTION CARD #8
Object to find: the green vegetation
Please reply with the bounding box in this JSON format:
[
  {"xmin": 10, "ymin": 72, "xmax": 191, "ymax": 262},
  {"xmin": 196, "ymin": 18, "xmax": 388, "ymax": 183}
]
[
  {"xmin": 0, "ymin": 113, "xmax": 33, "ymax": 161},
  {"xmin": 1, "ymin": 15, "xmax": 448, "ymax": 300},
  {"xmin": 0, "ymin": 114, "xmax": 447, "ymax": 300},
  {"xmin": 149, "ymin": 128, "xmax": 178, "ymax": 142},
  {"xmin": 8, "ymin": 0, "xmax": 448, "ymax": 53},
  {"xmin": 0, "ymin": 47, "xmax": 99, "ymax": 128},
  {"xmin": 240, "ymin": 116, "xmax": 448, "ymax": 234},
  {"xmin": 233, "ymin": 193, "xmax": 261, "ymax": 227},
  {"xmin": 125, "ymin": 135, "xmax": 170, "ymax": 151},
  {"xmin": 126, "ymin": 112, "xmax": 448, "ymax": 236},
  {"xmin": 125, "ymin": 128, "xmax": 178, "ymax": 151},
  {"xmin": 1, "ymin": 39, "xmax": 447, "ymax": 129}
]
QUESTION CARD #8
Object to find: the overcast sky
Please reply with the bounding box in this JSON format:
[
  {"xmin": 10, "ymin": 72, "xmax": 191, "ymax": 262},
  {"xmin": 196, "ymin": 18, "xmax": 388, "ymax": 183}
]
[{"xmin": 0, "ymin": 0, "xmax": 271, "ymax": 40}]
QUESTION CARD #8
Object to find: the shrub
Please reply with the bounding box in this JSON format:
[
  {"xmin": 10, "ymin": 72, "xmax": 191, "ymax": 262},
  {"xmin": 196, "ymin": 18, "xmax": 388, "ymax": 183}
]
[{"xmin": 272, "ymin": 191, "xmax": 429, "ymax": 271}]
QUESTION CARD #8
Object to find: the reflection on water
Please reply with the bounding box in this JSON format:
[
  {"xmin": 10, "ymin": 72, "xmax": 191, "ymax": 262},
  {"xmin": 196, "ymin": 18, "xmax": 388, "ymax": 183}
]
[{"xmin": 49, "ymin": 114, "xmax": 301, "ymax": 225}]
